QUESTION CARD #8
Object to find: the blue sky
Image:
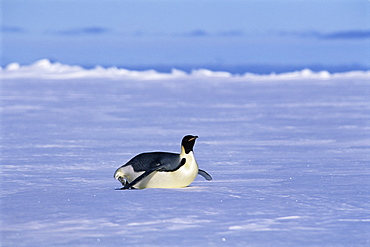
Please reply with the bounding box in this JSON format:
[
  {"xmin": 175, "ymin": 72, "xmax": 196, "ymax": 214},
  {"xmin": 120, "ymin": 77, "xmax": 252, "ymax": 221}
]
[{"xmin": 2, "ymin": 0, "xmax": 370, "ymax": 72}]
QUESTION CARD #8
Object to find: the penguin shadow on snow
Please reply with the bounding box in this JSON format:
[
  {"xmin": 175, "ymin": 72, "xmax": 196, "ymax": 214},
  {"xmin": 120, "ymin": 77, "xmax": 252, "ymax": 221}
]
[{"xmin": 113, "ymin": 135, "xmax": 212, "ymax": 190}]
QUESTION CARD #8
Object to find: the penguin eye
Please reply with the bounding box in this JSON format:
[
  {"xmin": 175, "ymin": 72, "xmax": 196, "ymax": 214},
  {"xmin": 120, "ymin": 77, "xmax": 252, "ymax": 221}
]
[{"xmin": 181, "ymin": 158, "xmax": 186, "ymax": 165}]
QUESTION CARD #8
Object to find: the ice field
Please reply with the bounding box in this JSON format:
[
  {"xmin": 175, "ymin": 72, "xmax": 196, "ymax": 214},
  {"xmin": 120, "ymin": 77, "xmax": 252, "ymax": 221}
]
[{"xmin": 1, "ymin": 60, "xmax": 370, "ymax": 246}]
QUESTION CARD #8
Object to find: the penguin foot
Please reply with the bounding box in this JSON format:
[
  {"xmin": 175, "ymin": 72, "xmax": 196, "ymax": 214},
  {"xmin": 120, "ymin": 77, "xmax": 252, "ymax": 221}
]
[
  {"xmin": 117, "ymin": 176, "xmax": 127, "ymax": 186},
  {"xmin": 120, "ymin": 185, "xmax": 136, "ymax": 190}
]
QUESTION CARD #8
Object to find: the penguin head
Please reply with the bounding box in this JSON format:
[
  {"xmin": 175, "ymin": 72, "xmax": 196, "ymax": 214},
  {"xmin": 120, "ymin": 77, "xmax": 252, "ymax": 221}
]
[{"xmin": 181, "ymin": 135, "xmax": 198, "ymax": 154}]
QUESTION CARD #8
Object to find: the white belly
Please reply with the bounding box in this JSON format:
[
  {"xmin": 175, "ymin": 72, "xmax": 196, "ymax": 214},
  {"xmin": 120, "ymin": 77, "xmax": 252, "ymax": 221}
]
[{"xmin": 142, "ymin": 158, "xmax": 199, "ymax": 189}]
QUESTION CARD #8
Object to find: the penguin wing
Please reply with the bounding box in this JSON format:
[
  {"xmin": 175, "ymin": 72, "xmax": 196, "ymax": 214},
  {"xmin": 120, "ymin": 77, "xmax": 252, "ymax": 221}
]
[
  {"xmin": 121, "ymin": 164, "xmax": 167, "ymax": 189},
  {"xmin": 198, "ymin": 169, "xmax": 212, "ymax": 181}
]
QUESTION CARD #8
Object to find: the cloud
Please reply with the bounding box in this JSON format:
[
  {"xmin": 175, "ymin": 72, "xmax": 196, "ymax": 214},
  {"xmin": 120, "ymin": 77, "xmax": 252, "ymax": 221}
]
[
  {"xmin": 282, "ymin": 30, "xmax": 370, "ymax": 40},
  {"xmin": 217, "ymin": 30, "xmax": 244, "ymax": 37},
  {"xmin": 186, "ymin": 29, "xmax": 209, "ymax": 37},
  {"xmin": 1, "ymin": 26, "xmax": 26, "ymax": 33},
  {"xmin": 56, "ymin": 26, "xmax": 110, "ymax": 36},
  {"xmin": 183, "ymin": 29, "xmax": 244, "ymax": 37},
  {"xmin": 321, "ymin": 30, "xmax": 370, "ymax": 40},
  {"xmin": 183, "ymin": 29, "xmax": 369, "ymax": 39}
]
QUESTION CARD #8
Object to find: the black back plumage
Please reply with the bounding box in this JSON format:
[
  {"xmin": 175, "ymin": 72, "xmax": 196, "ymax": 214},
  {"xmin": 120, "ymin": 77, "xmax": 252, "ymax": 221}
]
[{"xmin": 123, "ymin": 152, "xmax": 184, "ymax": 172}]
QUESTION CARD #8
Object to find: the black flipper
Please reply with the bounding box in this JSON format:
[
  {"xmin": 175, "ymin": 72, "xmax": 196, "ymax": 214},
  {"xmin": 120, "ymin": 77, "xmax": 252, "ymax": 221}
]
[
  {"xmin": 120, "ymin": 163, "xmax": 167, "ymax": 190},
  {"xmin": 198, "ymin": 169, "xmax": 212, "ymax": 181}
]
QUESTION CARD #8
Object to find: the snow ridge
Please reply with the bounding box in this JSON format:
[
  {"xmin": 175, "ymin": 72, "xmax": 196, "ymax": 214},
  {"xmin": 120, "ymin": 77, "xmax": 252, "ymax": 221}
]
[{"xmin": 1, "ymin": 59, "xmax": 369, "ymax": 80}]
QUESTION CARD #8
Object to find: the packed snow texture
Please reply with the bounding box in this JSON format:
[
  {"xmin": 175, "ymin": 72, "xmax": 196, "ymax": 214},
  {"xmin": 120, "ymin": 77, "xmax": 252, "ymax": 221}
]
[{"xmin": 1, "ymin": 61, "xmax": 370, "ymax": 246}]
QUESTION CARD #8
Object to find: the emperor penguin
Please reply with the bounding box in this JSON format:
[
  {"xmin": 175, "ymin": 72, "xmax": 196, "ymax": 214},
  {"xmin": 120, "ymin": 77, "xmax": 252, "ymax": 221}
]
[{"xmin": 114, "ymin": 135, "xmax": 212, "ymax": 189}]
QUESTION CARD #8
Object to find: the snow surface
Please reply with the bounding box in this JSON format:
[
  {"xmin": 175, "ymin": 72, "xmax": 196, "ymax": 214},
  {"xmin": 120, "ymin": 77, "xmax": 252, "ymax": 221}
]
[{"xmin": 1, "ymin": 60, "xmax": 370, "ymax": 246}]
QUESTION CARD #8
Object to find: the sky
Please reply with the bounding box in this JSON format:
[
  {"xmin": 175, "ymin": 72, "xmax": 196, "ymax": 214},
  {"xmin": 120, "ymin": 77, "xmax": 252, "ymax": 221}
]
[{"xmin": 2, "ymin": 0, "xmax": 370, "ymax": 73}]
